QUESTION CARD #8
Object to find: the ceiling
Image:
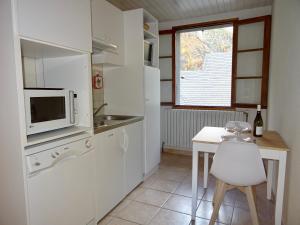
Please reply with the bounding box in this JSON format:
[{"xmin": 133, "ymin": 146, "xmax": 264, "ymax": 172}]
[{"xmin": 107, "ymin": 0, "xmax": 273, "ymax": 22}]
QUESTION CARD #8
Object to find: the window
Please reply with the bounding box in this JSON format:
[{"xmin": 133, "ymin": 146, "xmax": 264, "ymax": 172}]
[{"xmin": 175, "ymin": 23, "xmax": 234, "ymax": 107}]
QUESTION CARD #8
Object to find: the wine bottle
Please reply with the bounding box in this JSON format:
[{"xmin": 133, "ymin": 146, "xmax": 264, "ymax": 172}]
[{"xmin": 253, "ymin": 105, "xmax": 263, "ymax": 137}]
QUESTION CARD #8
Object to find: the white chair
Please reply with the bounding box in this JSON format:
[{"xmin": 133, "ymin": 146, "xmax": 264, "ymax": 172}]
[{"xmin": 209, "ymin": 141, "xmax": 266, "ymax": 225}]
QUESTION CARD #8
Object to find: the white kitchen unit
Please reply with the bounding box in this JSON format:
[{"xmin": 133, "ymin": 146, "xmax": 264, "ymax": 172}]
[
  {"xmin": 91, "ymin": 0, "xmax": 124, "ymax": 65},
  {"xmin": 144, "ymin": 66, "xmax": 161, "ymax": 175},
  {"xmin": 21, "ymin": 39, "xmax": 94, "ymax": 147},
  {"xmin": 26, "ymin": 137, "xmax": 96, "ymax": 225},
  {"xmin": 95, "ymin": 121, "xmax": 143, "ymax": 221},
  {"xmin": 95, "ymin": 128, "xmax": 125, "ymax": 221},
  {"xmin": 124, "ymin": 122, "xmax": 144, "ymax": 193},
  {"xmin": 0, "ymin": 1, "xmax": 94, "ymax": 225},
  {"xmin": 104, "ymin": 9, "xmax": 160, "ymax": 177},
  {"xmin": 17, "ymin": 0, "xmax": 92, "ymax": 52}
]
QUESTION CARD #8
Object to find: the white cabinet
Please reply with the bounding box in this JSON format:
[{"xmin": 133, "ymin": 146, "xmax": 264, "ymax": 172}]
[
  {"xmin": 17, "ymin": 0, "xmax": 92, "ymax": 52},
  {"xmin": 95, "ymin": 121, "xmax": 143, "ymax": 221},
  {"xmin": 91, "ymin": 0, "xmax": 124, "ymax": 65},
  {"xmin": 95, "ymin": 128, "xmax": 125, "ymax": 221},
  {"xmin": 123, "ymin": 121, "xmax": 143, "ymax": 193}
]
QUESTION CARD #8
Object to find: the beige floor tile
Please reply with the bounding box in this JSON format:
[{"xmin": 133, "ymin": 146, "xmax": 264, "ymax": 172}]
[
  {"xmin": 148, "ymin": 209, "xmax": 191, "ymax": 225},
  {"xmin": 196, "ymin": 200, "xmax": 234, "ymax": 224},
  {"xmin": 110, "ymin": 199, "xmax": 132, "ymax": 216},
  {"xmin": 141, "ymin": 174, "xmax": 159, "ymax": 188},
  {"xmin": 126, "ymin": 187, "xmax": 145, "ymax": 200},
  {"xmin": 155, "ymin": 169, "xmax": 189, "ymax": 182},
  {"xmin": 202, "ymin": 189, "xmax": 236, "ymax": 207},
  {"xmin": 231, "ymin": 207, "xmax": 252, "ymax": 225},
  {"xmin": 163, "ymin": 194, "xmax": 199, "ymax": 215},
  {"xmin": 134, "ymin": 188, "xmax": 171, "ymax": 207},
  {"xmin": 190, "ymin": 217, "xmax": 225, "ymax": 225},
  {"xmin": 174, "ymin": 180, "xmax": 205, "ymax": 199},
  {"xmin": 147, "ymin": 178, "xmax": 180, "ymax": 193},
  {"xmin": 107, "ymin": 217, "xmax": 139, "ymax": 225},
  {"xmin": 159, "ymin": 165, "xmax": 191, "ymax": 173},
  {"xmin": 98, "ymin": 215, "xmax": 113, "ymax": 225},
  {"xmin": 117, "ymin": 201, "xmax": 160, "ymax": 224}
]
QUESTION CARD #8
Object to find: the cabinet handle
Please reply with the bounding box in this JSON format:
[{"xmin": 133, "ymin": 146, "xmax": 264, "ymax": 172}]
[{"xmin": 108, "ymin": 133, "xmax": 114, "ymax": 137}]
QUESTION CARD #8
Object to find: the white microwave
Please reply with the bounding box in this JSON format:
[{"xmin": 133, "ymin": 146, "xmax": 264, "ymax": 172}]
[{"xmin": 24, "ymin": 89, "xmax": 78, "ymax": 135}]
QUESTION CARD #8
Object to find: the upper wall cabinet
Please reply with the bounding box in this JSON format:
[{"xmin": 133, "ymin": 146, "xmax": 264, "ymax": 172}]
[
  {"xmin": 91, "ymin": 0, "xmax": 124, "ymax": 66},
  {"xmin": 17, "ymin": 0, "xmax": 92, "ymax": 52}
]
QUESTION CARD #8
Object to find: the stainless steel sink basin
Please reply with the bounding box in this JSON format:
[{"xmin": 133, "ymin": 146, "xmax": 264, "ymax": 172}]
[
  {"xmin": 95, "ymin": 115, "xmax": 135, "ymax": 121},
  {"xmin": 94, "ymin": 115, "xmax": 136, "ymax": 128}
]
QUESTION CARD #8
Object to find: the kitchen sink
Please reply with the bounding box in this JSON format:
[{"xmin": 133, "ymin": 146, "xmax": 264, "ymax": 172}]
[
  {"xmin": 94, "ymin": 115, "xmax": 136, "ymax": 128},
  {"xmin": 95, "ymin": 115, "xmax": 135, "ymax": 121}
]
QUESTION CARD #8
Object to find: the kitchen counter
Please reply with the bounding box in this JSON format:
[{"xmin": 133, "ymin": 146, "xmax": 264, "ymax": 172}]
[{"xmin": 94, "ymin": 116, "xmax": 144, "ymax": 134}]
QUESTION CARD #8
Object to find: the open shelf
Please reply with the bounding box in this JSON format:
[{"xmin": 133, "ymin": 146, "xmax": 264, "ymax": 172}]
[
  {"xmin": 92, "ymin": 38, "xmax": 118, "ymax": 53},
  {"xmin": 21, "ymin": 37, "xmax": 84, "ymax": 58},
  {"xmin": 144, "ymin": 30, "xmax": 157, "ymax": 39},
  {"xmin": 26, "ymin": 126, "xmax": 91, "ymax": 147}
]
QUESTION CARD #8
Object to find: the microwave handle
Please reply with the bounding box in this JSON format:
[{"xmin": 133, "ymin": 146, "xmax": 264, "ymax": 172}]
[{"xmin": 69, "ymin": 90, "xmax": 75, "ymax": 124}]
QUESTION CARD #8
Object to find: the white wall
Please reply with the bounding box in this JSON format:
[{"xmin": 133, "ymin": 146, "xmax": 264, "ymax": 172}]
[
  {"xmin": 268, "ymin": 0, "xmax": 300, "ymax": 224},
  {"xmin": 159, "ymin": 6, "xmax": 272, "ymax": 30}
]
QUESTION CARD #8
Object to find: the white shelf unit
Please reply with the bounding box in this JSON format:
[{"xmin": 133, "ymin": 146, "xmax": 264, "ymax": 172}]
[
  {"xmin": 21, "ymin": 38, "xmax": 93, "ymax": 147},
  {"xmin": 144, "ymin": 30, "xmax": 157, "ymax": 40}
]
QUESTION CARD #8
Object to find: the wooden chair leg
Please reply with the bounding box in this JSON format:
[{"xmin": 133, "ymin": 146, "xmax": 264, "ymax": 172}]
[
  {"xmin": 252, "ymin": 186, "xmax": 257, "ymax": 204},
  {"xmin": 245, "ymin": 186, "xmax": 259, "ymax": 225},
  {"xmin": 209, "ymin": 181, "xmax": 226, "ymax": 225},
  {"xmin": 213, "ymin": 179, "xmax": 220, "ymax": 206}
]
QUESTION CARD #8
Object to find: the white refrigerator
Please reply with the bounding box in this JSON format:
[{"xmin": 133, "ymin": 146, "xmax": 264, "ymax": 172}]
[{"xmin": 144, "ymin": 66, "xmax": 161, "ymax": 176}]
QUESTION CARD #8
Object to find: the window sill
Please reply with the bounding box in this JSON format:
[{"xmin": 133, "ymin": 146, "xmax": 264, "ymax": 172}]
[{"xmin": 172, "ymin": 105, "xmax": 234, "ymax": 110}]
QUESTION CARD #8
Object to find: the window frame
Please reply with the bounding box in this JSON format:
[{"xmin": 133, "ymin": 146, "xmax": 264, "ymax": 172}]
[{"xmin": 172, "ymin": 18, "xmax": 238, "ymax": 110}]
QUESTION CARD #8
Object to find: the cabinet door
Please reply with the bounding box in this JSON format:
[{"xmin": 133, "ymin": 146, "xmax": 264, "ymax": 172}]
[
  {"xmin": 27, "ymin": 149, "xmax": 95, "ymax": 225},
  {"xmin": 95, "ymin": 129, "xmax": 125, "ymax": 221},
  {"xmin": 17, "ymin": 0, "xmax": 92, "ymax": 52},
  {"xmin": 123, "ymin": 121, "xmax": 143, "ymax": 193},
  {"xmin": 91, "ymin": 0, "xmax": 124, "ymax": 65}
]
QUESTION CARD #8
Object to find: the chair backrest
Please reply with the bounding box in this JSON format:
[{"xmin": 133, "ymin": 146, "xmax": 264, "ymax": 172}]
[{"xmin": 210, "ymin": 141, "xmax": 266, "ymax": 186}]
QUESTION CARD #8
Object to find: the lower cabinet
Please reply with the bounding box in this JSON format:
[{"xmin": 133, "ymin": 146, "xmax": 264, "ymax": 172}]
[{"xmin": 95, "ymin": 121, "xmax": 143, "ymax": 221}]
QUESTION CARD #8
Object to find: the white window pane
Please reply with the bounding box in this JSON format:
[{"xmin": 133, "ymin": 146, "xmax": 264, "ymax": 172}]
[
  {"xmin": 176, "ymin": 26, "xmax": 233, "ymax": 107},
  {"xmin": 237, "ymin": 51, "xmax": 263, "ymax": 76},
  {"xmin": 159, "ymin": 35, "xmax": 172, "ymax": 56},
  {"xmin": 159, "ymin": 58, "xmax": 172, "ymax": 79},
  {"xmin": 238, "ymin": 22, "xmax": 264, "ymax": 50},
  {"xmin": 236, "ymin": 79, "xmax": 261, "ymax": 104},
  {"xmin": 161, "ymin": 81, "xmax": 172, "ymax": 102}
]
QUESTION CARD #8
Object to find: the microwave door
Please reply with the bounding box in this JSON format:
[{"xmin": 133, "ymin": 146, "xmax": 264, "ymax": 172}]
[{"xmin": 30, "ymin": 96, "xmax": 66, "ymax": 123}]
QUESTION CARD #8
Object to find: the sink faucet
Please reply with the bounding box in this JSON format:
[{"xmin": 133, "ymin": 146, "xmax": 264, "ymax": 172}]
[{"xmin": 93, "ymin": 103, "xmax": 108, "ymax": 117}]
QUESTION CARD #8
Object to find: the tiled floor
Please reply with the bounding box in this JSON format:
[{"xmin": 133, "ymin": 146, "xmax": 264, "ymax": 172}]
[{"xmin": 98, "ymin": 152, "xmax": 275, "ymax": 225}]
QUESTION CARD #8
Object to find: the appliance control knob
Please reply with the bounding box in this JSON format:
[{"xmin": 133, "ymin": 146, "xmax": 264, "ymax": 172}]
[
  {"xmin": 85, "ymin": 139, "xmax": 92, "ymax": 148},
  {"xmin": 55, "ymin": 152, "xmax": 60, "ymax": 156},
  {"xmin": 51, "ymin": 153, "xmax": 56, "ymax": 159}
]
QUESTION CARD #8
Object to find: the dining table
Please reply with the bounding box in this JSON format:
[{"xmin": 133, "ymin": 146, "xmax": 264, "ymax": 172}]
[{"xmin": 191, "ymin": 126, "xmax": 289, "ymax": 225}]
